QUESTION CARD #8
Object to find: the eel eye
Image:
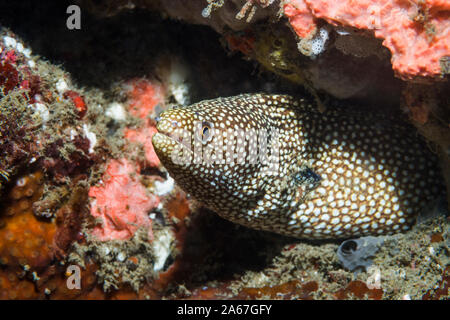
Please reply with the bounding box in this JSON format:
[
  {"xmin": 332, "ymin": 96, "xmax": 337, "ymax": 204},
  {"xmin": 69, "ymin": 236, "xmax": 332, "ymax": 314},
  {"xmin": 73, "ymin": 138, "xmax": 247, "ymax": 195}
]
[
  {"xmin": 197, "ymin": 121, "xmax": 214, "ymax": 144},
  {"xmin": 202, "ymin": 124, "xmax": 210, "ymax": 138}
]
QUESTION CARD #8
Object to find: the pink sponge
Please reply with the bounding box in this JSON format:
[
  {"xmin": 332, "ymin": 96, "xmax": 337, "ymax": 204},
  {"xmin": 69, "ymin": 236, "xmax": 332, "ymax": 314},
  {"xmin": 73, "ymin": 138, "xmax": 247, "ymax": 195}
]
[
  {"xmin": 284, "ymin": 0, "xmax": 450, "ymax": 80},
  {"xmin": 126, "ymin": 79, "xmax": 164, "ymax": 119},
  {"xmin": 88, "ymin": 159, "xmax": 159, "ymax": 241},
  {"xmin": 124, "ymin": 120, "xmax": 160, "ymax": 168}
]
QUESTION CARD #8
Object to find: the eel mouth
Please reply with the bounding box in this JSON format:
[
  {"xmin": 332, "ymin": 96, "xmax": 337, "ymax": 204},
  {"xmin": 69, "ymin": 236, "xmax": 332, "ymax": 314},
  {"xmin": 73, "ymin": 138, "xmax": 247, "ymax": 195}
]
[
  {"xmin": 153, "ymin": 126, "xmax": 192, "ymax": 153},
  {"xmin": 152, "ymin": 132, "xmax": 194, "ymax": 169},
  {"xmin": 154, "ymin": 114, "xmax": 194, "ymax": 153},
  {"xmin": 155, "ymin": 118, "xmax": 180, "ymax": 142}
]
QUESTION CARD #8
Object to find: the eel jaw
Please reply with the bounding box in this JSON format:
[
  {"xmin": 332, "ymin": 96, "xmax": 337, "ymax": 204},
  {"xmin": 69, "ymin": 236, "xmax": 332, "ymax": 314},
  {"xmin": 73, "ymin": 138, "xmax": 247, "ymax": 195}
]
[{"xmin": 152, "ymin": 131, "xmax": 193, "ymax": 168}]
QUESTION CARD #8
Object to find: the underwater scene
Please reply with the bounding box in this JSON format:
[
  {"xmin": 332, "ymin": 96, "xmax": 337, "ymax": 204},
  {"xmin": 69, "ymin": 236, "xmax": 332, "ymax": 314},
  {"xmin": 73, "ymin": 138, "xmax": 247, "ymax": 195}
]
[{"xmin": 0, "ymin": 0, "xmax": 449, "ymax": 300}]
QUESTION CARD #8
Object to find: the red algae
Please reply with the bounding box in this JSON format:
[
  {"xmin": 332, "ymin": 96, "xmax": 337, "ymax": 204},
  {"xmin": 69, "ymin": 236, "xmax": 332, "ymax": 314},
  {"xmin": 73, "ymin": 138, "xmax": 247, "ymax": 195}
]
[
  {"xmin": 88, "ymin": 159, "xmax": 159, "ymax": 241},
  {"xmin": 423, "ymin": 266, "xmax": 450, "ymax": 299},
  {"xmin": 63, "ymin": 90, "xmax": 87, "ymax": 118},
  {"xmin": 225, "ymin": 30, "xmax": 256, "ymax": 55},
  {"xmin": 0, "ymin": 59, "xmax": 19, "ymax": 94},
  {"xmin": 334, "ymin": 280, "xmax": 383, "ymax": 300}
]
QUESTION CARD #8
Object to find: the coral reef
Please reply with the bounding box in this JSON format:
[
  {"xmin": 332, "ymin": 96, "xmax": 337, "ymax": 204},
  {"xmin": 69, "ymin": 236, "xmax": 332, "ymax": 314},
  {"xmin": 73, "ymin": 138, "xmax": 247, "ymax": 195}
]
[
  {"xmin": 80, "ymin": 0, "xmax": 448, "ymax": 97},
  {"xmin": 79, "ymin": 0, "xmax": 450, "ymax": 211},
  {"xmin": 0, "ymin": 1, "xmax": 448, "ymax": 300},
  {"xmin": 0, "ymin": 29, "xmax": 99, "ymax": 198},
  {"xmin": 69, "ymin": 228, "xmax": 157, "ymax": 292}
]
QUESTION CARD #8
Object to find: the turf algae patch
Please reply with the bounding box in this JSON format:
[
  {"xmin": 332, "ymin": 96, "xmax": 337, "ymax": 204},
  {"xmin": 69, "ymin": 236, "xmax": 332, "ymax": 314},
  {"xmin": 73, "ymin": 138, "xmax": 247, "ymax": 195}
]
[
  {"xmin": 369, "ymin": 216, "xmax": 450, "ymax": 299},
  {"xmin": 69, "ymin": 228, "xmax": 157, "ymax": 292}
]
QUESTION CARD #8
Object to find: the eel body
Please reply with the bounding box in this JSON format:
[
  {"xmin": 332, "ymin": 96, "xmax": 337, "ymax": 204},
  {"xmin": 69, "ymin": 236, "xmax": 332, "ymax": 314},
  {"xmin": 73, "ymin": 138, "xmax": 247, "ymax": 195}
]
[{"xmin": 152, "ymin": 94, "xmax": 444, "ymax": 239}]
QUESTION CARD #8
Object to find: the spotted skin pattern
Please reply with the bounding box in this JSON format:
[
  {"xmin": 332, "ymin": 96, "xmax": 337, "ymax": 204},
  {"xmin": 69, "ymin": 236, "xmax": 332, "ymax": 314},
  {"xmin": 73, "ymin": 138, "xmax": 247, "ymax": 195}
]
[{"xmin": 152, "ymin": 94, "xmax": 444, "ymax": 239}]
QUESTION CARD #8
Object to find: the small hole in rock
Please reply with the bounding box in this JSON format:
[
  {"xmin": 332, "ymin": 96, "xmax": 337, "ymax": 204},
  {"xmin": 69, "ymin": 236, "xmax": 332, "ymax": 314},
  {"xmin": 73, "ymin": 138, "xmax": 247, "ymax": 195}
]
[{"xmin": 340, "ymin": 240, "xmax": 358, "ymax": 255}]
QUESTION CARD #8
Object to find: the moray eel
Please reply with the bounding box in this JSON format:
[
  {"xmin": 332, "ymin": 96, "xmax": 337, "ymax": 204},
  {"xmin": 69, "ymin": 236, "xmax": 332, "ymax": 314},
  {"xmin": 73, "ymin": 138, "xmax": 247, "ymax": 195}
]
[{"xmin": 152, "ymin": 94, "xmax": 444, "ymax": 239}]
